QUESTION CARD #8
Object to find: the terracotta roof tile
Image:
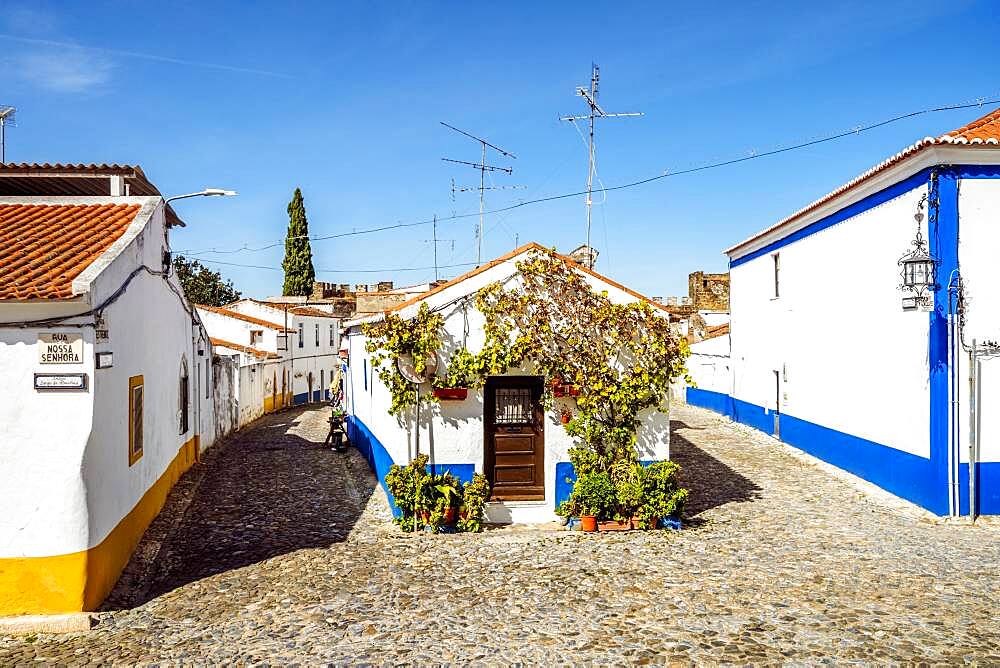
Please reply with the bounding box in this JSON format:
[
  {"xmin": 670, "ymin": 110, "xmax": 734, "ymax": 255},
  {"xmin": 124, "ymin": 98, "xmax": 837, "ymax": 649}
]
[
  {"xmin": 0, "ymin": 203, "xmax": 141, "ymax": 300},
  {"xmin": 727, "ymin": 106, "xmax": 1000, "ymax": 257},
  {"xmin": 210, "ymin": 337, "xmax": 279, "ymax": 360},
  {"xmin": 284, "ymin": 305, "xmax": 338, "ymax": 318},
  {"xmin": 197, "ymin": 304, "xmax": 295, "ymax": 332}
]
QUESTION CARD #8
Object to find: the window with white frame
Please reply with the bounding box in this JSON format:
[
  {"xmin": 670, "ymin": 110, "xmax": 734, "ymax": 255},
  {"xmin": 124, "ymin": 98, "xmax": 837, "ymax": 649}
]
[
  {"xmin": 298, "ymin": 322, "xmax": 304, "ymax": 348},
  {"xmin": 329, "ymin": 324, "xmax": 335, "ymax": 346},
  {"xmin": 315, "ymin": 323, "xmax": 320, "ymax": 347},
  {"xmin": 772, "ymin": 253, "xmax": 780, "ymax": 299}
]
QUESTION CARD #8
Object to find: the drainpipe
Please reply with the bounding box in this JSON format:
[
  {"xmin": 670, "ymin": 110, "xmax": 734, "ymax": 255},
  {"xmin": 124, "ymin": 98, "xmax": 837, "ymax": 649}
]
[
  {"xmin": 947, "ymin": 305, "xmax": 957, "ymax": 516},
  {"xmin": 969, "ymin": 341, "xmax": 978, "ymax": 521}
]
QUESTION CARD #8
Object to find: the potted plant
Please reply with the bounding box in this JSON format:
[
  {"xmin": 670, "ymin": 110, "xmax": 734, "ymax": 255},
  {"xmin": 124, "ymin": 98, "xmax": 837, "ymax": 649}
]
[
  {"xmin": 433, "ymin": 348, "xmax": 477, "ymax": 400},
  {"xmin": 385, "ymin": 454, "xmax": 431, "ymax": 531},
  {"xmin": 611, "ymin": 460, "xmax": 645, "ymax": 530},
  {"xmin": 434, "ymin": 474, "xmax": 463, "ymax": 525},
  {"xmin": 637, "ymin": 461, "xmax": 689, "ymax": 530},
  {"xmin": 458, "ymin": 473, "xmax": 490, "ymax": 532},
  {"xmin": 570, "ymin": 471, "xmax": 615, "ymax": 532}
]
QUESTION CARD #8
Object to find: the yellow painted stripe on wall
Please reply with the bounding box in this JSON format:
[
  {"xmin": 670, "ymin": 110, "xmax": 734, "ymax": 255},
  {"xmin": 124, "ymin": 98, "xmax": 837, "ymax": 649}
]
[{"xmin": 0, "ymin": 435, "xmax": 199, "ymax": 617}]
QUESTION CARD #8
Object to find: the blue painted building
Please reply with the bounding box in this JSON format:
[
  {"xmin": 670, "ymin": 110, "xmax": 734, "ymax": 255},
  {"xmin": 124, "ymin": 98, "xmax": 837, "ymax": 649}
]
[{"xmin": 688, "ymin": 107, "xmax": 1000, "ymax": 517}]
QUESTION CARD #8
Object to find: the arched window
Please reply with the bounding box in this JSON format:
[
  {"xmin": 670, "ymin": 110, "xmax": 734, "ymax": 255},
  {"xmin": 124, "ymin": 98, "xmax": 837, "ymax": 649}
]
[{"xmin": 179, "ymin": 356, "xmax": 190, "ymax": 435}]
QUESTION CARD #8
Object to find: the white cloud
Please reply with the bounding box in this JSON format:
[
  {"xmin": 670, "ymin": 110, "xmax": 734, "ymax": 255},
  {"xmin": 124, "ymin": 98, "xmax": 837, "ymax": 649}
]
[{"xmin": 14, "ymin": 48, "xmax": 113, "ymax": 93}]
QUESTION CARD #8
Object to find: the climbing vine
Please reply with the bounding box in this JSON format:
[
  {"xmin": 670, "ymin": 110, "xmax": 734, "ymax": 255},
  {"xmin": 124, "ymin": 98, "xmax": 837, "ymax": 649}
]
[
  {"xmin": 472, "ymin": 249, "xmax": 690, "ymax": 465},
  {"xmin": 363, "ymin": 302, "xmax": 444, "ymax": 415},
  {"xmin": 363, "ymin": 248, "xmax": 690, "ymax": 469}
]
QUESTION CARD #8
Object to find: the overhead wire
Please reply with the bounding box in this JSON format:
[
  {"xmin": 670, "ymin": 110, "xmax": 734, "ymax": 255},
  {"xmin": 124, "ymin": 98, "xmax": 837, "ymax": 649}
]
[{"xmin": 174, "ymin": 95, "xmax": 1000, "ymax": 259}]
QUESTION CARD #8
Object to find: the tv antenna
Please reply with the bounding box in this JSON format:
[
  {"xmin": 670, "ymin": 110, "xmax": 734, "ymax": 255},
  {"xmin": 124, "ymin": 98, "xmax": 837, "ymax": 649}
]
[
  {"xmin": 441, "ymin": 121, "xmax": 516, "ymax": 266},
  {"xmin": 0, "ymin": 106, "xmax": 16, "ymax": 163},
  {"xmin": 560, "ymin": 64, "xmax": 642, "ymax": 268},
  {"xmin": 423, "ymin": 214, "xmax": 455, "ymax": 282}
]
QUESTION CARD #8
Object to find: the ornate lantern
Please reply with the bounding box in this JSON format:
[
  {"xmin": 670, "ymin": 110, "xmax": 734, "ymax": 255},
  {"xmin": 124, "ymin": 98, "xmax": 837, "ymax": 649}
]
[{"xmin": 899, "ymin": 194, "xmax": 936, "ymax": 309}]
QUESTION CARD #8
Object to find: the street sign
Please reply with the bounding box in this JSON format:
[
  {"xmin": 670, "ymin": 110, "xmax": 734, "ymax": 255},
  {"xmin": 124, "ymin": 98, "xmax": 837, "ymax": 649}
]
[
  {"xmin": 38, "ymin": 333, "xmax": 83, "ymax": 364},
  {"xmin": 34, "ymin": 373, "xmax": 88, "ymax": 390}
]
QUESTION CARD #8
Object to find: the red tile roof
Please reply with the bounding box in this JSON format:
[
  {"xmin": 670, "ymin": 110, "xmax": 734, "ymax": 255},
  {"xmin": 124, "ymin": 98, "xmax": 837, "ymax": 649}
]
[
  {"xmin": 210, "ymin": 337, "xmax": 279, "ymax": 360},
  {"xmin": 0, "ymin": 203, "xmax": 141, "ymax": 300},
  {"xmin": 284, "ymin": 305, "xmax": 338, "ymax": 318},
  {"xmin": 727, "ymin": 106, "xmax": 1000, "ymax": 257},
  {"xmin": 196, "ymin": 304, "xmax": 295, "ymax": 331}
]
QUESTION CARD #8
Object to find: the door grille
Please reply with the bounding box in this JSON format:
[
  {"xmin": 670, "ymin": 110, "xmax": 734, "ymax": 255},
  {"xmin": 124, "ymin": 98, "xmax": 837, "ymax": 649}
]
[{"xmin": 495, "ymin": 387, "xmax": 532, "ymax": 424}]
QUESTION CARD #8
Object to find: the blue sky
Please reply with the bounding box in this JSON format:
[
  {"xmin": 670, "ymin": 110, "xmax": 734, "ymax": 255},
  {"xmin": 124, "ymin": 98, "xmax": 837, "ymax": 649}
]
[{"xmin": 1, "ymin": 1, "xmax": 998, "ymax": 299}]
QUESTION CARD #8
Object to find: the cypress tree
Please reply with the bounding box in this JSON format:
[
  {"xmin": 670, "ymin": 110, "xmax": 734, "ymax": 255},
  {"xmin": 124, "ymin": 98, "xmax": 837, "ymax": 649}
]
[{"xmin": 282, "ymin": 187, "xmax": 316, "ymax": 296}]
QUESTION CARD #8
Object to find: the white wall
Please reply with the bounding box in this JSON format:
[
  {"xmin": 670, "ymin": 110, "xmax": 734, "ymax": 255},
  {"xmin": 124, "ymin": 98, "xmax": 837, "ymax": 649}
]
[
  {"xmin": 345, "ymin": 253, "xmax": 672, "ymax": 523},
  {"xmin": 730, "ymin": 183, "xmax": 931, "ymax": 457},
  {"xmin": 0, "ymin": 199, "xmax": 215, "ymax": 559},
  {"xmin": 687, "ymin": 334, "xmax": 732, "ymax": 396},
  {"xmin": 957, "ymin": 177, "xmax": 1000, "ymax": 464}
]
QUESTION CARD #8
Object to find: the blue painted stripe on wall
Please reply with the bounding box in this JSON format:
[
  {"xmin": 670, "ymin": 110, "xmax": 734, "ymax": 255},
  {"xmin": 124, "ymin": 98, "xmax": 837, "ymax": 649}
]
[
  {"xmin": 345, "ymin": 415, "xmax": 478, "ymax": 516},
  {"xmin": 928, "ymin": 169, "xmax": 959, "ymax": 516},
  {"xmin": 730, "ymin": 169, "xmax": 932, "ymax": 267},
  {"xmin": 958, "ymin": 463, "xmax": 1000, "ymax": 516},
  {"xmin": 780, "ymin": 413, "xmax": 942, "ymax": 513},
  {"xmin": 293, "ymin": 392, "xmax": 309, "ymax": 405},
  {"xmin": 733, "ymin": 397, "xmax": 775, "ymax": 436},
  {"xmin": 686, "ymin": 387, "xmax": 735, "ymax": 417},
  {"xmin": 686, "ymin": 388, "xmax": 947, "ymax": 514},
  {"xmin": 957, "ymin": 164, "xmax": 1000, "ymax": 179}
]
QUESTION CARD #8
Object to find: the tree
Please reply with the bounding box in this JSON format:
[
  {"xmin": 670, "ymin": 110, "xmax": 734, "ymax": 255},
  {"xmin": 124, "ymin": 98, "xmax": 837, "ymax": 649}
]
[
  {"xmin": 173, "ymin": 255, "xmax": 242, "ymax": 306},
  {"xmin": 282, "ymin": 187, "xmax": 316, "ymax": 296}
]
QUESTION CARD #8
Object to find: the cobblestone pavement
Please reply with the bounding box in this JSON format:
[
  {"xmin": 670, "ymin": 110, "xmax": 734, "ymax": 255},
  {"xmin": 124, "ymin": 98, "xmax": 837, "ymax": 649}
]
[{"xmin": 3, "ymin": 403, "xmax": 1000, "ymax": 664}]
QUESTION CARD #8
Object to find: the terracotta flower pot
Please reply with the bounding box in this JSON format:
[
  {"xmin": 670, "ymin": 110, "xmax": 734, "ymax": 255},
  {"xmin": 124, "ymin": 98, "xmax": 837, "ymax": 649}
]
[
  {"xmin": 418, "ymin": 511, "xmax": 430, "ymax": 523},
  {"xmin": 580, "ymin": 515, "xmax": 598, "ymax": 532},
  {"xmin": 597, "ymin": 519, "xmax": 632, "ymax": 532},
  {"xmin": 561, "ymin": 414, "xmax": 571, "ymax": 424},
  {"xmin": 433, "ymin": 387, "xmax": 468, "ymax": 401},
  {"xmin": 443, "ymin": 507, "xmax": 458, "ymax": 525}
]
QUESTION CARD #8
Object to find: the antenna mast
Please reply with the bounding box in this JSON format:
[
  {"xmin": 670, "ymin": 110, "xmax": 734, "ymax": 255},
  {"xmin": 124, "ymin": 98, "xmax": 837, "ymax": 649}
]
[
  {"xmin": 0, "ymin": 106, "xmax": 16, "ymax": 164},
  {"xmin": 423, "ymin": 214, "xmax": 455, "ymax": 282},
  {"xmin": 441, "ymin": 122, "xmax": 516, "ymax": 265},
  {"xmin": 560, "ymin": 65, "xmax": 642, "ymax": 268}
]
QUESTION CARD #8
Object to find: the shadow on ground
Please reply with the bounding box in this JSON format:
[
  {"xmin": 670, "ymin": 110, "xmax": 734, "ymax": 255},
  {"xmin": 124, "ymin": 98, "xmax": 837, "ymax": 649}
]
[
  {"xmin": 102, "ymin": 405, "xmax": 375, "ymax": 610},
  {"xmin": 670, "ymin": 419, "xmax": 763, "ymax": 517}
]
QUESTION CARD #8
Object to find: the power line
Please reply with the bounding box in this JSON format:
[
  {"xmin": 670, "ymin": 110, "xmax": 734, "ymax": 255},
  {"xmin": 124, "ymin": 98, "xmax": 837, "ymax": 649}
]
[
  {"xmin": 194, "ymin": 257, "xmax": 480, "ymax": 275},
  {"xmin": 174, "ymin": 95, "xmax": 1000, "ymax": 256}
]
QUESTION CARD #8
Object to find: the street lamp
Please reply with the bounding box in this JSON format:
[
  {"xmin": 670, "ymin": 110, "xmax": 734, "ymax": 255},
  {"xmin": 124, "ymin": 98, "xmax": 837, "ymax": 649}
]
[
  {"xmin": 899, "ymin": 193, "xmax": 937, "ymax": 311},
  {"xmin": 165, "ymin": 188, "xmax": 238, "ymax": 204}
]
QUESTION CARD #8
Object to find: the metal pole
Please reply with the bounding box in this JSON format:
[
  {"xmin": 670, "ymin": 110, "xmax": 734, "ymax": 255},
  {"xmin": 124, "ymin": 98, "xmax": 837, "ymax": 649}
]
[
  {"xmin": 433, "ymin": 215, "xmax": 439, "ymax": 282},
  {"xmin": 414, "ymin": 384, "xmax": 420, "ymax": 533},
  {"xmin": 969, "ymin": 343, "xmax": 978, "ymax": 521},
  {"xmin": 585, "ymin": 77, "xmax": 596, "ymax": 269},
  {"xmin": 1, "ymin": 117, "xmax": 5, "ymax": 163},
  {"xmin": 478, "ymin": 142, "xmax": 486, "ymax": 265}
]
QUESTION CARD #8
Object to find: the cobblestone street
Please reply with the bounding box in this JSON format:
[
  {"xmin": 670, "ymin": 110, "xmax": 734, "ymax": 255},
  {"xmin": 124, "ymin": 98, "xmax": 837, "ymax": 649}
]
[{"xmin": 2, "ymin": 403, "xmax": 999, "ymax": 664}]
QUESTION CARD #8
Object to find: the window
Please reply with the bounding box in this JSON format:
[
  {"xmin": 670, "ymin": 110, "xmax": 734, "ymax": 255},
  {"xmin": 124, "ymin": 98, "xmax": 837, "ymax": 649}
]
[
  {"xmin": 128, "ymin": 375, "xmax": 144, "ymax": 466},
  {"xmin": 772, "ymin": 253, "xmax": 780, "ymax": 299},
  {"xmin": 315, "ymin": 323, "xmax": 320, "ymax": 347},
  {"xmin": 250, "ymin": 329, "xmax": 262, "ymax": 346},
  {"xmin": 329, "ymin": 324, "xmax": 335, "ymax": 346},
  {"xmin": 363, "ymin": 359, "xmax": 368, "ymax": 391},
  {"xmin": 298, "ymin": 322, "xmax": 304, "ymax": 348},
  {"xmin": 179, "ymin": 358, "xmax": 190, "ymax": 435},
  {"xmin": 495, "ymin": 388, "xmax": 533, "ymax": 424},
  {"xmin": 206, "ymin": 362, "xmax": 211, "ymax": 398},
  {"xmin": 321, "ymin": 369, "xmax": 325, "ymax": 398}
]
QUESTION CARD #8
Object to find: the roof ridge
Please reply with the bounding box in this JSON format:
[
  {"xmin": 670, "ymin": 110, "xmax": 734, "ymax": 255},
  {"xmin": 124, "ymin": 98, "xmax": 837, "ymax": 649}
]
[{"xmin": 196, "ymin": 304, "xmax": 294, "ymax": 331}]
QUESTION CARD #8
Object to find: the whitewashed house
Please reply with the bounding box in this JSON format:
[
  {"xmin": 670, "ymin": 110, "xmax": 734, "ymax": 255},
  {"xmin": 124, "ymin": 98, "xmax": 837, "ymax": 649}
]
[
  {"xmin": 0, "ymin": 193, "xmax": 218, "ymax": 616},
  {"xmin": 344, "ymin": 243, "xmax": 673, "ymax": 524},
  {"xmin": 688, "ymin": 106, "xmax": 1000, "ymax": 517},
  {"xmin": 209, "ymin": 337, "xmax": 280, "ymax": 427},
  {"xmin": 224, "ymin": 299, "xmax": 341, "ymax": 404},
  {"xmin": 196, "ymin": 304, "xmax": 294, "ymax": 413}
]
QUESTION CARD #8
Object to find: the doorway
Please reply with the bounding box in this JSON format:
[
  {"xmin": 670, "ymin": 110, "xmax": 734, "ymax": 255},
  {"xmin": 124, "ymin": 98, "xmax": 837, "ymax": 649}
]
[{"xmin": 484, "ymin": 376, "xmax": 545, "ymax": 501}]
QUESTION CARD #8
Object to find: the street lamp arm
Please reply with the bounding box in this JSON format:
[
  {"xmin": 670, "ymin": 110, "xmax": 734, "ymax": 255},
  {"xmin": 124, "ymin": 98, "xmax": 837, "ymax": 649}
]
[{"xmin": 164, "ymin": 188, "xmax": 238, "ymax": 204}]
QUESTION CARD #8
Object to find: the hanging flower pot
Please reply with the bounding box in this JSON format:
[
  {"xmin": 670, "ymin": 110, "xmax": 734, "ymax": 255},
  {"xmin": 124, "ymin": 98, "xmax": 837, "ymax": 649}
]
[{"xmin": 432, "ymin": 387, "xmax": 468, "ymax": 401}]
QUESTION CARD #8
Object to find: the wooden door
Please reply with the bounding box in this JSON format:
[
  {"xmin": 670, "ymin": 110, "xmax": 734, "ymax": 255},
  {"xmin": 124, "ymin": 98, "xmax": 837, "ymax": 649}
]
[{"xmin": 484, "ymin": 376, "xmax": 545, "ymax": 501}]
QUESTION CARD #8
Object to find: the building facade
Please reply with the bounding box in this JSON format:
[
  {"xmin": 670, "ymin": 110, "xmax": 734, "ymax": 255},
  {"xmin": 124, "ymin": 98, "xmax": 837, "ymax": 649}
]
[
  {"xmin": 343, "ymin": 243, "xmax": 673, "ymax": 524},
  {"xmin": 687, "ymin": 107, "xmax": 1000, "ymax": 517},
  {"xmin": 0, "ymin": 195, "xmax": 218, "ymax": 615}
]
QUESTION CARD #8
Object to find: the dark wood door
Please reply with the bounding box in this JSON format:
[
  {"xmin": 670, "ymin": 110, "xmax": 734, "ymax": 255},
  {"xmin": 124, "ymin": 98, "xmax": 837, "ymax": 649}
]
[{"xmin": 484, "ymin": 376, "xmax": 545, "ymax": 501}]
